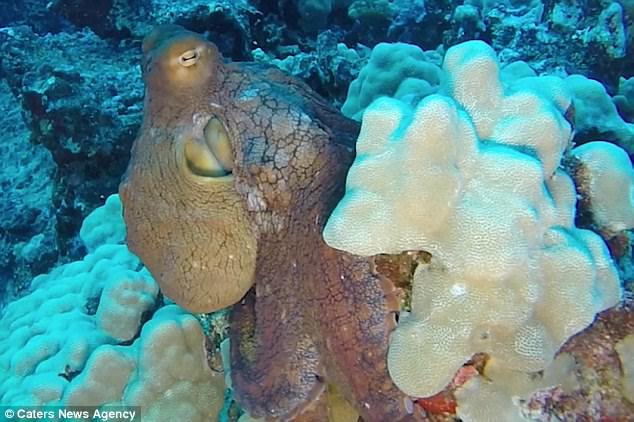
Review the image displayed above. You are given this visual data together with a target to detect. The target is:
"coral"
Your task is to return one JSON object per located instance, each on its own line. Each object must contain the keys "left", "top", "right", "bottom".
{"left": 0, "top": 195, "right": 225, "bottom": 420}
{"left": 496, "top": 63, "right": 634, "bottom": 152}
{"left": 564, "top": 74, "right": 634, "bottom": 152}
{"left": 324, "top": 40, "right": 626, "bottom": 398}
{"left": 390, "top": 299, "right": 634, "bottom": 420}
{"left": 79, "top": 194, "right": 126, "bottom": 252}
{"left": 341, "top": 42, "right": 442, "bottom": 121}
{"left": 0, "top": 195, "right": 152, "bottom": 404}
{"left": 0, "top": 78, "right": 56, "bottom": 301}
{"left": 453, "top": 0, "right": 631, "bottom": 88}
{"left": 141, "top": 0, "right": 257, "bottom": 60}
{"left": 581, "top": 2, "right": 627, "bottom": 60}
{"left": 0, "top": 25, "right": 143, "bottom": 259}
{"left": 65, "top": 305, "right": 225, "bottom": 422}
{"left": 614, "top": 76, "right": 634, "bottom": 123}
{"left": 573, "top": 141, "right": 634, "bottom": 235}
{"left": 455, "top": 354, "right": 577, "bottom": 421}
{"left": 449, "top": 4, "right": 486, "bottom": 43}
{"left": 252, "top": 30, "right": 367, "bottom": 108}
{"left": 49, "top": 0, "right": 256, "bottom": 57}
{"left": 500, "top": 60, "right": 537, "bottom": 82}
{"left": 535, "top": 304, "right": 634, "bottom": 419}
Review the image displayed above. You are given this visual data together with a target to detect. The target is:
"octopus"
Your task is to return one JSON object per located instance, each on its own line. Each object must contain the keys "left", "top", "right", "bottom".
{"left": 119, "top": 25, "right": 422, "bottom": 422}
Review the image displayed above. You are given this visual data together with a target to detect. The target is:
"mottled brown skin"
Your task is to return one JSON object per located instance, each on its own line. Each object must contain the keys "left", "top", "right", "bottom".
{"left": 120, "top": 25, "right": 420, "bottom": 421}
{"left": 530, "top": 301, "right": 634, "bottom": 420}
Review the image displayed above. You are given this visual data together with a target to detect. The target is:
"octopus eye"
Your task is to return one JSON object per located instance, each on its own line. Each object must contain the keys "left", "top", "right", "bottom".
{"left": 183, "top": 117, "right": 234, "bottom": 179}
{"left": 204, "top": 117, "right": 234, "bottom": 172}
{"left": 179, "top": 48, "right": 200, "bottom": 67}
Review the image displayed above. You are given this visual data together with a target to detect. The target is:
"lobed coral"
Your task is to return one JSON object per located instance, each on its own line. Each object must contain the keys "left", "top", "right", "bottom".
{"left": 573, "top": 141, "right": 634, "bottom": 235}
{"left": 0, "top": 195, "right": 225, "bottom": 421}
{"left": 614, "top": 76, "right": 634, "bottom": 122}
{"left": 564, "top": 74, "right": 634, "bottom": 152}
{"left": 341, "top": 42, "right": 442, "bottom": 121}
{"left": 324, "top": 40, "right": 628, "bottom": 400}
{"left": 78, "top": 193, "right": 126, "bottom": 253}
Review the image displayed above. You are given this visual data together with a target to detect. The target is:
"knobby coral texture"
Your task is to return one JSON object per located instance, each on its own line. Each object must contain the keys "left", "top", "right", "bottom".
{"left": 324, "top": 39, "right": 634, "bottom": 420}
{"left": 0, "top": 194, "right": 225, "bottom": 422}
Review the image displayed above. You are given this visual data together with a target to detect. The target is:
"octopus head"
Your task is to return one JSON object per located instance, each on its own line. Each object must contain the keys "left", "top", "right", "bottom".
{"left": 120, "top": 26, "right": 256, "bottom": 313}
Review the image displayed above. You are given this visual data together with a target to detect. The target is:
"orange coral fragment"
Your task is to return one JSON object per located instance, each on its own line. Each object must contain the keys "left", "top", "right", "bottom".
{"left": 415, "top": 364, "right": 480, "bottom": 415}
{"left": 451, "top": 364, "right": 479, "bottom": 388}
{"left": 416, "top": 394, "right": 456, "bottom": 415}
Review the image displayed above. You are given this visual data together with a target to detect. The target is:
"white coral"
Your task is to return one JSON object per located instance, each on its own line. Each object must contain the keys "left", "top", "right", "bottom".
{"left": 324, "top": 40, "right": 624, "bottom": 398}
{"left": 0, "top": 195, "right": 225, "bottom": 421}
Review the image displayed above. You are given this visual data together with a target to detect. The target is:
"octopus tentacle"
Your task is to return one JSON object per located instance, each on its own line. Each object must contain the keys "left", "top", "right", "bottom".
{"left": 230, "top": 239, "right": 325, "bottom": 421}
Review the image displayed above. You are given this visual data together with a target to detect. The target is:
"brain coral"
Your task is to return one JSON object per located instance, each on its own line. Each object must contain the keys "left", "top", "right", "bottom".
{"left": 324, "top": 40, "right": 626, "bottom": 398}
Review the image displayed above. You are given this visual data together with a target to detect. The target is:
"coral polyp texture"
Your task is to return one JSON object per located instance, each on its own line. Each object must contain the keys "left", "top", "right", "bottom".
{"left": 341, "top": 42, "right": 442, "bottom": 121}
{"left": 0, "top": 195, "right": 225, "bottom": 421}
{"left": 323, "top": 40, "right": 628, "bottom": 399}
{"left": 572, "top": 141, "right": 634, "bottom": 234}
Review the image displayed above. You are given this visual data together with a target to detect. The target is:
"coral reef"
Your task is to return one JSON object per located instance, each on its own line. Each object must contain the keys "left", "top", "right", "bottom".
{"left": 341, "top": 42, "right": 442, "bottom": 121}
{"left": 0, "top": 1, "right": 633, "bottom": 421}
{"left": 50, "top": 0, "right": 257, "bottom": 54}
{"left": 0, "top": 196, "right": 226, "bottom": 421}
{"left": 0, "top": 25, "right": 143, "bottom": 267}
{"left": 0, "top": 79, "right": 56, "bottom": 304}
{"left": 324, "top": 39, "right": 633, "bottom": 419}
{"left": 253, "top": 30, "right": 367, "bottom": 107}
{"left": 1, "top": 0, "right": 632, "bottom": 291}
{"left": 573, "top": 141, "right": 634, "bottom": 234}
